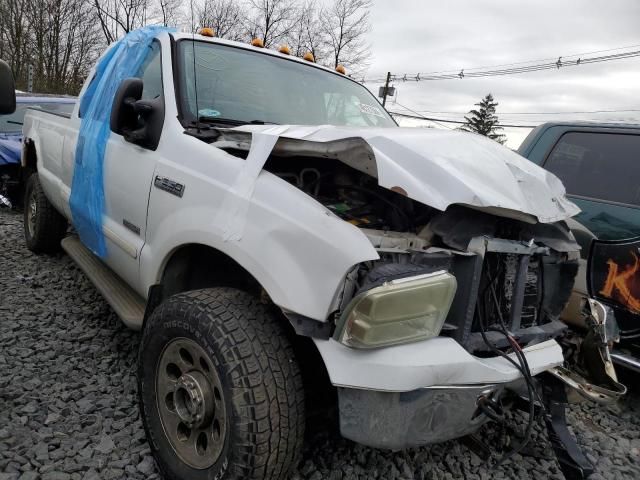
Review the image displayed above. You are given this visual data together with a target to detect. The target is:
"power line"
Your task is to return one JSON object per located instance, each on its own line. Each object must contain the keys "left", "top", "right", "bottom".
{"left": 389, "top": 103, "right": 640, "bottom": 128}
{"left": 407, "top": 108, "right": 640, "bottom": 116}
{"left": 362, "top": 46, "right": 640, "bottom": 83}
{"left": 389, "top": 109, "right": 537, "bottom": 129}
{"left": 367, "top": 43, "right": 640, "bottom": 79}
{"left": 391, "top": 102, "right": 455, "bottom": 129}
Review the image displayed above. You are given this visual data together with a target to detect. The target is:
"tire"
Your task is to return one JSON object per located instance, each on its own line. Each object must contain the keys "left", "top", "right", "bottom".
{"left": 138, "top": 288, "right": 305, "bottom": 480}
{"left": 23, "top": 173, "right": 68, "bottom": 253}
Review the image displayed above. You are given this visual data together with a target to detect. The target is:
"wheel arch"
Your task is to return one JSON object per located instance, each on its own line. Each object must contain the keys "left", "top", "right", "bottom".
{"left": 158, "top": 242, "right": 262, "bottom": 300}
{"left": 22, "top": 137, "right": 38, "bottom": 172}
{"left": 144, "top": 245, "right": 339, "bottom": 427}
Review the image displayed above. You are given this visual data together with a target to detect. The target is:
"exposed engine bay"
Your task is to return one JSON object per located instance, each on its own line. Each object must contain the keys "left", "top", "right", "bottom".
{"left": 261, "top": 155, "right": 581, "bottom": 354}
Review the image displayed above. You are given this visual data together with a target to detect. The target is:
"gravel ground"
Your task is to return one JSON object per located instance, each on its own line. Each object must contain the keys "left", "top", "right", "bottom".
{"left": 1, "top": 206, "right": 639, "bottom": 480}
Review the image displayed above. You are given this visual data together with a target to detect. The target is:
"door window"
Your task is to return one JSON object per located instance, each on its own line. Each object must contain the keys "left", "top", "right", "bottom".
{"left": 544, "top": 132, "right": 640, "bottom": 206}
{"left": 137, "top": 41, "right": 163, "bottom": 100}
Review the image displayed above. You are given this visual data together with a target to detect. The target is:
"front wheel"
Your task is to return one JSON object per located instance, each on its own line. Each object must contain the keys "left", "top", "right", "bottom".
{"left": 138, "top": 288, "right": 305, "bottom": 480}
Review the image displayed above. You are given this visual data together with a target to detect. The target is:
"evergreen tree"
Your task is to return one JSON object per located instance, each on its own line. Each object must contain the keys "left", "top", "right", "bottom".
{"left": 460, "top": 93, "right": 506, "bottom": 144}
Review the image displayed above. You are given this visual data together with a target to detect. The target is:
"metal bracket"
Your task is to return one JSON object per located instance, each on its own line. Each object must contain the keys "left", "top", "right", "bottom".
{"left": 548, "top": 366, "right": 626, "bottom": 405}
{"left": 541, "top": 374, "right": 595, "bottom": 480}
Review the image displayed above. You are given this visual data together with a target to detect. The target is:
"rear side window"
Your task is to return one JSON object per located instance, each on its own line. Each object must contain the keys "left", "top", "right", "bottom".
{"left": 544, "top": 132, "right": 640, "bottom": 206}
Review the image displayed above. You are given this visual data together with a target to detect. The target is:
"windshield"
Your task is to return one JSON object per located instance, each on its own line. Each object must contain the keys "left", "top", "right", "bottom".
{"left": 177, "top": 40, "right": 395, "bottom": 128}
{"left": 0, "top": 101, "right": 75, "bottom": 133}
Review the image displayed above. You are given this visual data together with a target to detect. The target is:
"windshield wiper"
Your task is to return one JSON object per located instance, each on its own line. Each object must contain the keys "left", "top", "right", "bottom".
{"left": 196, "top": 117, "right": 279, "bottom": 126}
{"left": 7, "top": 120, "right": 23, "bottom": 126}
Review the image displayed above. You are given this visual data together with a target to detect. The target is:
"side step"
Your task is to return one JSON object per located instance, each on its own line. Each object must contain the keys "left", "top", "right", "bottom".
{"left": 611, "top": 350, "right": 640, "bottom": 373}
{"left": 61, "top": 235, "right": 145, "bottom": 329}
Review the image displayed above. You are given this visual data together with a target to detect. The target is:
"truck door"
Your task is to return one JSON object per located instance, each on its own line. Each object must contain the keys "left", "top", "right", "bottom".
{"left": 100, "top": 41, "right": 164, "bottom": 291}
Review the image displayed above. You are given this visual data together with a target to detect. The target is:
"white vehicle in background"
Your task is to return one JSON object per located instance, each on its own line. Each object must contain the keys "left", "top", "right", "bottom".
{"left": 17, "top": 29, "right": 622, "bottom": 480}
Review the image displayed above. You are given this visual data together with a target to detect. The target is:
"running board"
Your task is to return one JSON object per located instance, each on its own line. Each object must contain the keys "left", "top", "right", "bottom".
{"left": 611, "top": 351, "right": 640, "bottom": 373}
{"left": 61, "top": 236, "right": 145, "bottom": 329}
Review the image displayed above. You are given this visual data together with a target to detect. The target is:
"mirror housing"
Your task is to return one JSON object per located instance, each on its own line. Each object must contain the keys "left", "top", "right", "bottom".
{"left": 110, "top": 77, "right": 163, "bottom": 150}
{"left": 0, "top": 60, "right": 16, "bottom": 114}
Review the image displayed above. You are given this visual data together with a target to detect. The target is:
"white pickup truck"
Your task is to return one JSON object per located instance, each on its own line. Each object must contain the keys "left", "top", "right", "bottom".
{"left": 18, "top": 27, "right": 621, "bottom": 480}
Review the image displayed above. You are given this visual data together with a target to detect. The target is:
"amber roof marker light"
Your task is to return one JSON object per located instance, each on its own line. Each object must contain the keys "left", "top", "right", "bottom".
{"left": 303, "top": 52, "right": 315, "bottom": 62}
{"left": 198, "top": 27, "right": 215, "bottom": 37}
{"left": 251, "top": 38, "right": 264, "bottom": 48}
{"left": 336, "top": 64, "right": 346, "bottom": 74}
{"left": 278, "top": 45, "right": 291, "bottom": 55}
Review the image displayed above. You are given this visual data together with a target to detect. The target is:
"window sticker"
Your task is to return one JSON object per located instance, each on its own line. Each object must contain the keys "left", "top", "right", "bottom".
{"left": 198, "top": 108, "right": 221, "bottom": 118}
{"left": 359, "top": 102, "right": 385, "bottom": 118}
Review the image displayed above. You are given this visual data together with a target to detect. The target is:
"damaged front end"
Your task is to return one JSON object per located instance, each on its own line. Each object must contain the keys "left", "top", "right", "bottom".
{"left": 323, "top": 205, "right": 623, "bottom": 479}
{"left": 209, "top": 125, "right": 625, "bottom": 477}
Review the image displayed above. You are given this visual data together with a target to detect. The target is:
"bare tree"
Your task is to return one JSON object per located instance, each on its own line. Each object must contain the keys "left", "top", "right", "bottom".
{"left": 196, "top": 0, "right": 247, "bottom": 41}
{"left": 24, "top": 0, "right": 100, "bottom": 93}
{"left": 321, "top": 0, "right": 371, "bottom": 72}
{"left": 0, "top": 0, "right": 373, "bottom": 94}
{"left": 156, "top": 0, "right": 183, "bottom": 26}
{"left": 287, "top": 0, "right": 326, "bottom": 62}
{"left": 246, "top": 0, "right": 296, "bottom": 48}
{"left": 92, "top": 0, "right": 150, "bottom": 44}
{"left": 0, "top": 0, "right": 30, "bottom": 87}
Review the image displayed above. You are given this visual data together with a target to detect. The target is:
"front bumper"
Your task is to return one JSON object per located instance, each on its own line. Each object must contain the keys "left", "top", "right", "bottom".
{"left": 313, "top": 336, "right": 564, "bottom": 391}
{"left": 338, "top": 383, "right": 501, "bottom": 450}
{"left": 314, "top": 336, "right": 564, "bottom": 449}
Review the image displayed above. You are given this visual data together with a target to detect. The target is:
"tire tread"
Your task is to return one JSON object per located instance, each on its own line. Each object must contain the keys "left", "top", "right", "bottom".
{"left": 140, "top": 288, "right": 305, "bottom": 480}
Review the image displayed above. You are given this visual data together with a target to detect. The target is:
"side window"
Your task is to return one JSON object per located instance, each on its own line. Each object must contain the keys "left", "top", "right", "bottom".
{"left": 137, "top": 41, "right": 163, "bottom": 100}
{"left": 544, "top": 132, "right": 640, "bottom": 206}
{"left": 79, "top": 42, "right": 162, "bottom": 117}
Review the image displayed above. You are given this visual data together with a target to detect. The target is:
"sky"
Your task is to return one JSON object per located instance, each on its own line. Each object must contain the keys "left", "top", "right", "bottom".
{"left": 363, "top": 0, "right": 640, "bottom": 148}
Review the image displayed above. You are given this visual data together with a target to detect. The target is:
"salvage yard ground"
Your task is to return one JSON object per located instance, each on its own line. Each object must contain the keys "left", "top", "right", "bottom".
{"left": 0, "top": 207, "right": 639, "bottom": 480}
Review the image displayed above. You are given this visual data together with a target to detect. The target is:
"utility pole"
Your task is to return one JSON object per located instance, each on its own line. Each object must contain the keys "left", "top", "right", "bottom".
{"left": 28, "top": 64, "right": 33, "bottom": 93}
{"left": 382, "top": 71, "right": 391, "bottom": 107}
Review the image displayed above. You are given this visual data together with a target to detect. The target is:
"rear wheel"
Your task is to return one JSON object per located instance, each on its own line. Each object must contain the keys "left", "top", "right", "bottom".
{"left": 23, "top": 173, "right": 68, "bottom": 253}
{"left": 138, "top": 288, "right": 305, "bottom": 480}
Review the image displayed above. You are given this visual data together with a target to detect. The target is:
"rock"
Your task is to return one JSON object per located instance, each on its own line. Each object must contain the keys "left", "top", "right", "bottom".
{"left": 18, "top": 473, "right": 39, "bottom": 480}
{"left": 136, "top": 457, "right": 155, "bottom": 476}
{"left": 0, "top": 474, "right": 20, "bottom": 480}
{"left": 41, "top": 473, "right": 71, "bottom": 480}
{"left": 94, "top": 436, "right": 115, "bottom": 456}
{"left": 44, "top": 413, "right": 61, "bottom": 426}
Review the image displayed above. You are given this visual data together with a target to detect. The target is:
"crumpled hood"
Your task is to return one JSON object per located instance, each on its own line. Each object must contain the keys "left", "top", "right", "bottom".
{"left": 232, "top": 124, "right": 580, "bottom": 224}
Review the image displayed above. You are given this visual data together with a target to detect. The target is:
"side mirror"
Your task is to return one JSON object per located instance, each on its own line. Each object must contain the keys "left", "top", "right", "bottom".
{"left": 110, "top": 77, "right": 164, "bottom": 150}
{"left": 0, "top": 60, "right": 16, "bottom": 114}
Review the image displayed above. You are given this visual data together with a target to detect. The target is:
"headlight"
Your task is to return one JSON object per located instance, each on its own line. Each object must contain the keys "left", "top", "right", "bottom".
{"left": 334, "top": 271, "right": 457, "bottom": 349}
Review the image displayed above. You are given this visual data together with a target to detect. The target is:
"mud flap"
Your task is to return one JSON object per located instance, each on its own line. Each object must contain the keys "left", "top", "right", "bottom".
{"left": 541, "top": 374, "right": 594, "bottom": 480}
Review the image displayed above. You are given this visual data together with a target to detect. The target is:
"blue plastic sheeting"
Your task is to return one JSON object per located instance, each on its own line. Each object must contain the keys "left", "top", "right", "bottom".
{"left": 0, "top": 133, "right": 21, "bottom": 166}
{"left": 70, "top": 26, "right": 173, "bottom": 258}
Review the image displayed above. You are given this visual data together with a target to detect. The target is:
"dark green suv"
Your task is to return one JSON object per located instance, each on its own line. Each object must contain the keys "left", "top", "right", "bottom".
{"left": 519, "top": 122, "right": 640, "bottom": 372}
{"left": 519, "top": 122, "right": 640, "bottom": 240}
